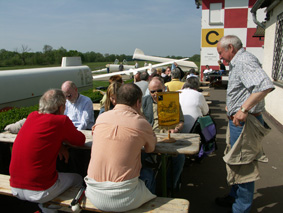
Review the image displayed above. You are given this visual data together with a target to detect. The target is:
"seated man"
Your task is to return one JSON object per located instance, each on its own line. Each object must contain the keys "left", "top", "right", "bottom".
{"left": 142, "top": 76, "right": 185, "bottom": 191}
{"left": 203, "top": 65, "right": 214, "bottom": 81}
{"left": 203, "top": 65, "right": 213, "bottom": 74}
{"left": 85, "top": 84, "right": 157, "bottom": 212}
{"left": 61, "top": 81, "right": 94, "bottom": 177}
{"left": 134, "top": 71, "right": 150, "bottom": 96}
{"left": 165, "top": 68, "right": 185, "bottom": 91}
{"left": 9, "top": 89, "right": 86, "bottom": 213}
{"left": 186, "top": 68, "right": 199, "bottom": 79}
{"left": 61, "top": 81, "right": 94, "bottom": 130}
{"left": 218, "top": 60, "right": 226, "bottom": 75}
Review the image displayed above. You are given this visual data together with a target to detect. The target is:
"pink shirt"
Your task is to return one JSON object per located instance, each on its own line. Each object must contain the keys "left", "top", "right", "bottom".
{"left": 87, "top": 104, "right": 157, "bottom": 182}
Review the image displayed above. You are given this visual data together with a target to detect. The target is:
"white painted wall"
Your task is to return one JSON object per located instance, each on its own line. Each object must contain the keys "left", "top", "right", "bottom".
{"left": 262, "top": 1, "right": 283, "bottom": 125}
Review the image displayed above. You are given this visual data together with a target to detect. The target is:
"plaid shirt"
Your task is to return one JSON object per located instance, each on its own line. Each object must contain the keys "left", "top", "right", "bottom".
{"left": 226, "top": 48, "right": 274, "bottom": 116}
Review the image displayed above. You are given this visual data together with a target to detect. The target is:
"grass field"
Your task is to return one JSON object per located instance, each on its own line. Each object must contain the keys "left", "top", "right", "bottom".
{"left": 0, "top": 60, "right": 200, "bottom": 89}
{"left": 0, "top": 62, "right": 113, "bottom": 71}
{"left": 0, "top": 60, "right": 200, "bottom": 71}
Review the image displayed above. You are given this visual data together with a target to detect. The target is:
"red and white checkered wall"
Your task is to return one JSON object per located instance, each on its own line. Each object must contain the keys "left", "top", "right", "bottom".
{"left": 200, "top": 0, "right": 265, "bottom": 80}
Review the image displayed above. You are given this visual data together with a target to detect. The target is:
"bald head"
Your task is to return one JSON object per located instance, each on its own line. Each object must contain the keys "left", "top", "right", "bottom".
{"left": 148, "top": 76, "right": 165, "bottom": 103}
{"left": 61, "top": 81, "right": 78, "bottom": 103}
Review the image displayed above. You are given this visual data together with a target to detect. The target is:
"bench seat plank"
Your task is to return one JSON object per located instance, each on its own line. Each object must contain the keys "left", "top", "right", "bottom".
{"left": 127, "top": 197, "right": 190, "bottom": 212}
{"left": 0, "top": 174, "right": 189, "bottom": 212}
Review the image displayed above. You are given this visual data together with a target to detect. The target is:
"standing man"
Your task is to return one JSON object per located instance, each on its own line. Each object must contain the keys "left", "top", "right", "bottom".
{"left": 216, "top": 35, "right": 274, "bottom": 213}
{"left": 85, "top": 84, "right": 157, "bottom": 212}
{"left": 135, "top": 61, "right": 139, "bottom": 68}
{"left": 61, "top": 81, "right": 94, "bottom": 130}
{"left": 119, "top": 62, "right": 124, "bottom": 71}
{"left": 9, "top": 89, "right": 86, "bottom": 213}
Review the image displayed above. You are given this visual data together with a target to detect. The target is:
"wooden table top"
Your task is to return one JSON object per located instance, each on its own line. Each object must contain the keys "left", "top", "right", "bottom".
{"left": 0, "top": 130, "right": 200, "bottom": 155}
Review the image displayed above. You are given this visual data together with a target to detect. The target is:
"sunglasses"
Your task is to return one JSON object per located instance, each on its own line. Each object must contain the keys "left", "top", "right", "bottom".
{"left": 150, "top": 89, "right": 163, "bottom": 94}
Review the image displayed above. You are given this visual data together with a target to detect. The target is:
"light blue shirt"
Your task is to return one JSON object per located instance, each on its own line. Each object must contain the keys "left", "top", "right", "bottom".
{"left": 64, "top": 94, "right": 95, "bottom": 130}
{"left": 227, "top": 48, "right": 274, "bottom": 116}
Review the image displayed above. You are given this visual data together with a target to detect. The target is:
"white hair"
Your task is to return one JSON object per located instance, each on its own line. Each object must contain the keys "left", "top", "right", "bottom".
{"left": 218, "top": 35, "right": 243, "bottom": 50}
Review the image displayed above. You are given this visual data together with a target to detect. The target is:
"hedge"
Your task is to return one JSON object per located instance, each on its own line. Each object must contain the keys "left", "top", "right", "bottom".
{"left": 0, "top": 105, "right": 38, "bottom": 132}
{"left": 0, "top": 90, "right": 103, "bottom": 132}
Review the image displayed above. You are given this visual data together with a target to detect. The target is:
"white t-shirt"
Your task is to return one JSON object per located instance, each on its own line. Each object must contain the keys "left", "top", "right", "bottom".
{"left": 203, "top": 68, "right": 213, "bottom": 74}
{"left": 179, "top": 88, "right": 209, "bottom": 133}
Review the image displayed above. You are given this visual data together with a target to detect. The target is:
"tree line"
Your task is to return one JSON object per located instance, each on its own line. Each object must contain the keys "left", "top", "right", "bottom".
{"left": 0, "top": 44, "right": 200, "bottom": 67}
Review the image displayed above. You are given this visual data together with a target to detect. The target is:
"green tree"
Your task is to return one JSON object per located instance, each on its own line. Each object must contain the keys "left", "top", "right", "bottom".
{"left": 17, "top": 45, "right": 31, "bottom": 65}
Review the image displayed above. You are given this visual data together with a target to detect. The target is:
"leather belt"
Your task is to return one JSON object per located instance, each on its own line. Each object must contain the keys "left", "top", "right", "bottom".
{"left": 227, "top": 112, "right": 262, "bottom": 120}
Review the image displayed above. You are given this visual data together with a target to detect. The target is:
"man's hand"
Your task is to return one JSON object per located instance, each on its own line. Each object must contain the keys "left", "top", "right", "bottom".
{"left": 58, "top": 145, "right": 69, "bottom": 163}
{"left": 233, "top": 110, "right": 248, "bottom": 126}
{"left": 169, "top": 127, "right": 180, "bottom": 133}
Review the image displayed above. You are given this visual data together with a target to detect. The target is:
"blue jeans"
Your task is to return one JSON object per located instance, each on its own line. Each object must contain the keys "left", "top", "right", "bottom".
{"left": 167, "top": 154, "right": 185, "bottom": 189}
{"left": 228, "top": 115, "right": 263, "bottom": 213}
{"left": 140, "top": 153, "right": 156, "bottom": 194}
{"left": 140, "top": 167, "right": 156, "bottom": 194}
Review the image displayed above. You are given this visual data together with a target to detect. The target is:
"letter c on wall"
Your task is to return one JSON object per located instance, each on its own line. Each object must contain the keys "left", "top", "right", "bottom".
{"left": 206, "top": 31, "right": 219, "bottom": 45}
{"left": 201, "top": 28, "right": 224, "bottom": 47}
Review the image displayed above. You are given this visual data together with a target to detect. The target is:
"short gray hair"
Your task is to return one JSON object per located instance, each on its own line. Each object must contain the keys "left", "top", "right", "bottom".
{"left": 218, "top": 35, "right": 243, "bottom": 51}
{"left": 140, "top": 71, "right": 149, "bottom": 81}
{"left": 171, "top": 68, "right": 181, "bottom": 79}
{"left": 39, "top": 89, "right": 66, "bottom": 114}
{"left": 184, "top": 77, "right": 200, "bottom": 90}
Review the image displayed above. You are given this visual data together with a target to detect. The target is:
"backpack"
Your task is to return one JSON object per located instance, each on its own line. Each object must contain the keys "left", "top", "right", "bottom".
{"left": 190, "top": 115, "right": 217, "bottom": 159}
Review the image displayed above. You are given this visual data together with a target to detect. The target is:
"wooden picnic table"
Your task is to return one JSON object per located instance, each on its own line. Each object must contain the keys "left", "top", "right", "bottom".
{"left": 78, "top": 130, "right": 200, "bottom": 155}
{"left": 200, "top": 81, "right": 210, "bottom": 86}
{"left": 0, "top": 130, "right": 200, "bottom": 197}
{"left": 202, "top": 91, "right": 210, "bottom": 97}
{"left": 93, "top": 103, "right": 101, "bottom": 111}
{"left": 0, "top": 127, "right": 200, "bottom": 155}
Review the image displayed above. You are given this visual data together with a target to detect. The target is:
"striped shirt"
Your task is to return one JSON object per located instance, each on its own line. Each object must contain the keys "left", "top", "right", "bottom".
{"left": 226, "top": 48, "right": 274, "bottom": 116}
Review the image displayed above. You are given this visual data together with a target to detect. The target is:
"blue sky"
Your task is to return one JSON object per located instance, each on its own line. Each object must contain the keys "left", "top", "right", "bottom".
{"left": 0, "top": 0, "right": 201, "bottom": 57}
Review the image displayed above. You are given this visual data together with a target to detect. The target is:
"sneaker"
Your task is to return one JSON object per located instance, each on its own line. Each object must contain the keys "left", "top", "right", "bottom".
{"left": 215, "top": 195, "right": 235, "bottom": 207}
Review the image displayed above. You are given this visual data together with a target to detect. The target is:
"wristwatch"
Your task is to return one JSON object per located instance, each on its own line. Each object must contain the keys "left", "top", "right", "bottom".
{"left": 240, "top": 106, "right": 248, "bottom": 113}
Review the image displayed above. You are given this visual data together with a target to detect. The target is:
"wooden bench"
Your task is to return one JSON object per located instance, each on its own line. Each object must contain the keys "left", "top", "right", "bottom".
{"left": 0, "top": 174, "right": 189, "bottom": 212}
{"left": 200, "top": 81, "right": 210, "bottom": 86}
{"left": 206, "top": 100, "right": 212, "bottom": 105}
{"left": 93, "top": 103, "right": 101, "bottom": 111}
{"left": 202, "top": 91, "right": 210, "bottom": 97}
{"left": 199, "top": 86, "right": 210, "bottom": 90}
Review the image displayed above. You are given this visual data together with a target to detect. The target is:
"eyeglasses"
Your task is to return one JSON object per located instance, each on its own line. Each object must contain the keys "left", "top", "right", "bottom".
{"left": 150, "top": 89, "right": 163, "bottom": 94}
{"left": 66, "top": 94, "right": 72, "bottom": 98}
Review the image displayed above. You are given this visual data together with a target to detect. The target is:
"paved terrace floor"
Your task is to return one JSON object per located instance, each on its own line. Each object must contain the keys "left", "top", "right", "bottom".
{"left": 175, "top": 86, "right": 283, "bottom": 213}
